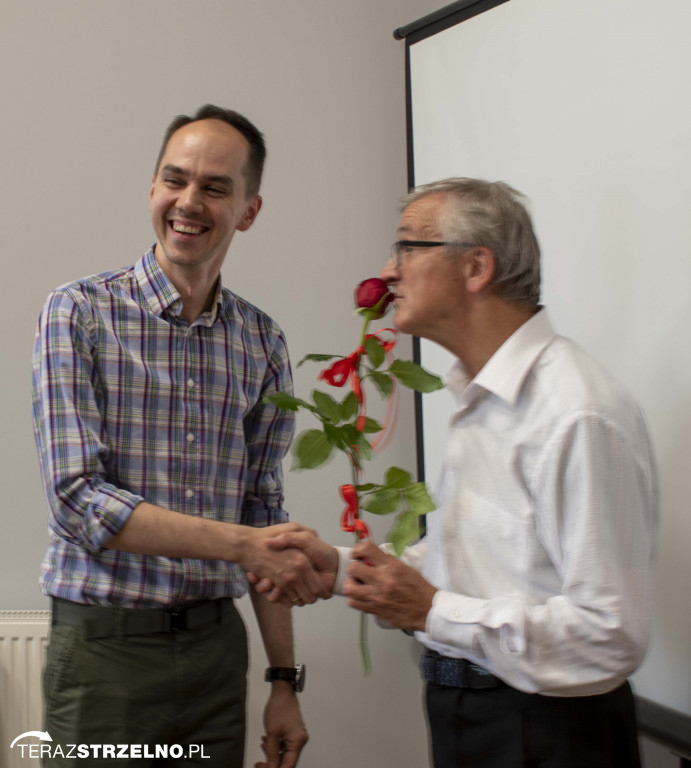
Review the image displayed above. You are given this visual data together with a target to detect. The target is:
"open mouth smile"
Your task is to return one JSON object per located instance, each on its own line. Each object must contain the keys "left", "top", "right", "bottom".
{"left": 170, "top": 220, "right": 210, "bottom": 236}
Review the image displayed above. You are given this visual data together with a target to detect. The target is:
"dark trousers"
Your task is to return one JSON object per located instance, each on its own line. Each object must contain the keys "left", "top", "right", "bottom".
{"left": 426, "top": 680, "right": 641, "bottom": 768}
{"left": 43, "top": 599, "right": 248, "bottom": 767}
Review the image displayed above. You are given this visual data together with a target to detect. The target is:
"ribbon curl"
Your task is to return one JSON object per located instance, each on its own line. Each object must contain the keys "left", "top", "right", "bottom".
{"left": 319, "top": 328, "right": 398, "bottom": 434}
{"left": 365, "top": 329, "right": 397, "bottom": 354}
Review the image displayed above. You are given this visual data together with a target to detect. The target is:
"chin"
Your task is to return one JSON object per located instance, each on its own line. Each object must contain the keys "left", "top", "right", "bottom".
{"left": 389, "top": 306, "right": 408, "bottom": 333}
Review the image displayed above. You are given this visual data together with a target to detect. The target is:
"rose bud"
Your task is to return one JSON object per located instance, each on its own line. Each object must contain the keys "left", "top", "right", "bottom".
{"left": 354, "top": 278, "right": 393, "bottom": 318}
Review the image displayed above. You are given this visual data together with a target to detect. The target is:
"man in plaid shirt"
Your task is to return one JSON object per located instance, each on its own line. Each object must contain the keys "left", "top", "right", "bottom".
{"left": 32, "top": 105, "right": 323, "bottom": 768}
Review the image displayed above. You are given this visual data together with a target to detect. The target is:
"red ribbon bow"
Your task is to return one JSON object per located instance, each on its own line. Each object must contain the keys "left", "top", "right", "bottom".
{"left": 339, "top": 484, "right": 370, "bottom": 541}
{"left": 319, "top": 351, "right": 361, "bottom": 389}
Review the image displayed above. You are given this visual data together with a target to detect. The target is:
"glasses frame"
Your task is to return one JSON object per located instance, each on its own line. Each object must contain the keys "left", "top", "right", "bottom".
{"left": 390, "top": 240, "right": 479, "bottom": 269}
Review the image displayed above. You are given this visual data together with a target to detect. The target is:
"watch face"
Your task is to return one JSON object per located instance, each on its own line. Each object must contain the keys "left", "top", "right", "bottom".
{"left": 294, "top": 664, "right": 305, "bottom": 692}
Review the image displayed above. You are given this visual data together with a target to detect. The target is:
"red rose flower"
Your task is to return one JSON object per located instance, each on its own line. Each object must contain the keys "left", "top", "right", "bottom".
{"left": 354, "top": 278, "right": 393, "bottom": 318}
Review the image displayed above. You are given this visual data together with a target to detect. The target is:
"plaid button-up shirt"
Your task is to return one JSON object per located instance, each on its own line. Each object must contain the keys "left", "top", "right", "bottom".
{"left": 32, "top": 247, "right": 294, "bottom": 608}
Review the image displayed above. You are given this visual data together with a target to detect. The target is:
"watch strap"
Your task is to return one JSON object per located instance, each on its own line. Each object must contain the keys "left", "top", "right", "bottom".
{"left": 264, "top": 664, "right": 305, "bottom": 692}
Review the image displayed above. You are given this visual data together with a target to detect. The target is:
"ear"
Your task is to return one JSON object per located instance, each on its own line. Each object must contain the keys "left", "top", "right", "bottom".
{"left": 237, "top": 195, "right": 263, "bottom": 232}
{"left": 463, "top": 246, "right": 495, "bottom": 294}
{"left": 148, "top": 175, "right": 156, "bottom": 204}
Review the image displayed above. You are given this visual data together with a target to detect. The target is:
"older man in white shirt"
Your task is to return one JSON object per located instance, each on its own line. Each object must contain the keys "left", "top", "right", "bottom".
{"left": 260, "top": 178, "right": 657, "bottom": 768}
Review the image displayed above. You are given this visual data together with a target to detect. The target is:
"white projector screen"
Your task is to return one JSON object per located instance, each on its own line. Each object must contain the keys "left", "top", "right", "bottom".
{"left": 408, "top": 0, "right": 691, "bottom": 716}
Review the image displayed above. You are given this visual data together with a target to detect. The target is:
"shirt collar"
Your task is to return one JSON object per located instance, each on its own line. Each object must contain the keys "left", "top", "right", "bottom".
{"left": 447, "top": 308, "right": 556, "bottom": 407}
{"left": 135, "top": 246, "right": 225, "bottom": 325}
{"left": 135, "top": 247, "right": 182, "bottom": 317}
{"left": 200, "top": 282, "right": 225, "bottom": 327}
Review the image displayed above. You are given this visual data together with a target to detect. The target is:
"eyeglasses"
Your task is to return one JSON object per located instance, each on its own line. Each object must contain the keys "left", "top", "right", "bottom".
{"left": 390, "top": 240, "right": 479, "bottom": 269}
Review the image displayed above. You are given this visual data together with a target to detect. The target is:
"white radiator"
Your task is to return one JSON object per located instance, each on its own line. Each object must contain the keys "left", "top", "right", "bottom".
{"left": 0, "top": 610, "right": 50, "bottom": 768}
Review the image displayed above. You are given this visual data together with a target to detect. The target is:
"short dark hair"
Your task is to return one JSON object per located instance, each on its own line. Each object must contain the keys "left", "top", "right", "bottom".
{"left": 154, "top": 104, "right": 266, "bottom": 198}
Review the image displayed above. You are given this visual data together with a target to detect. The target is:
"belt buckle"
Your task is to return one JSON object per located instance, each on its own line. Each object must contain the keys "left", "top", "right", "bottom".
{"left": 170, "top": 610, "right": 187, "bottom": 632}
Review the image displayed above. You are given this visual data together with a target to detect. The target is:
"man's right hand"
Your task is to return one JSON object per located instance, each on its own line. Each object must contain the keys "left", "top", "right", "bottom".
{"left": 248, "top": 532, "right": 339, "bottom": 605}
{"left": 108, "top": 504, "right": 329, "bottom": 604}
{"left": 243, "top": 524, "right": 332, "bottom": 605}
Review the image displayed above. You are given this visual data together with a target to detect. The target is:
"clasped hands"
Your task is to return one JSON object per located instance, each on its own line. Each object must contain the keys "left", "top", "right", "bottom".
{"left": 248, "top": 525, "right": 436, "bottom": 633}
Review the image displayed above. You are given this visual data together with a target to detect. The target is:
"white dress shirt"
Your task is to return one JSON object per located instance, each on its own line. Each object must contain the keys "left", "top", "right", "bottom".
{"left": 339, "top": 309, "right": 657, "bottom": 696}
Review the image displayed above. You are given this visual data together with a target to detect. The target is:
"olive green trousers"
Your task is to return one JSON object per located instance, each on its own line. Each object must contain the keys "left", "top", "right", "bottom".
{"left": 43, "top": 599, "right": 247, "bottom": 767}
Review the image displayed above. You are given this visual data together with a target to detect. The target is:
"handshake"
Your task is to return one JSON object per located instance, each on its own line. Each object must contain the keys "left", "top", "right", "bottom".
{"left": 246, "top": 523, "right": 436, "bottom": 633}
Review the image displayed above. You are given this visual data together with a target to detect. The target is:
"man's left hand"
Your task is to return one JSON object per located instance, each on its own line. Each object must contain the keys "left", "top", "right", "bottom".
{"left": 345, "top": 541, "right": 437, "bottom": 632}
{"left": 255, "top": 684, "right": 308, "bottom": 768}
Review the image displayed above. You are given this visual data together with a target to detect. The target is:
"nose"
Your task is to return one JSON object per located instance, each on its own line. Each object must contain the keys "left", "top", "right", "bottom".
{"left": 177, "top": 183, "right": 204, "bottom": 214}
{"left": 380, "top": 256, "right": 399, "bottom": 284}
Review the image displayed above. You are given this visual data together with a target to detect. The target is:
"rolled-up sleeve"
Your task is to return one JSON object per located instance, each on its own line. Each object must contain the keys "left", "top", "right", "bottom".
{"left": 32, "top": 289, "right": 143, "bottom": 553}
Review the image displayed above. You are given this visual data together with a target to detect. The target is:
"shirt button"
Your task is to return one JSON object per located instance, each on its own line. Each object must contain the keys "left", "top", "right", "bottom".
{"left": 187, "top": 378, "right": 195, "bottom": 388}
{"left": 186, "top": 433, "right": 195, "bottom": 442}
{"left": 185, "top": 489, "right": 194, "bottom": 499}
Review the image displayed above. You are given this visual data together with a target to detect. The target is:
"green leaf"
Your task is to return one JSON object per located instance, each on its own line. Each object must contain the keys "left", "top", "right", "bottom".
{"left": 388, "top": 509, "right": 421, "bottom": 556}
{"left": 385, "top": 466, "right": 412, "bottom": 489}
{"left": 362, "top": 488, "right": 400, "bottom": 516}
{"left": 405, "top": 482, "right": 437, "bottom": 515}
{"left": 263, "top": 392, "right": 312, "bottom": 412}
{"left": 354, "top": 433, "right": 373, "bottom": 462}
{"left": 312, "top": 390, "right": 342, "bottom": 423}
{"left": 323, "top": 423, "right": 348, "bottom": 451}
{"left": 355, "top": 483, "right": 380, "bottom": 492}
{"left": 339, "top": 392, "right": 359, "bottom": 422}
{"left": 361, "top": 417, "right": 383, "bottom": 434}
{"left": 340, "top": 423, "right": 361, "bottom": 446}
{"left": 291, "top": 429, "right": 333, "bottom": 469}
{"left": 323, "top": 425, "right": 371, "bottom": 468}
{"left": 297, "top": 353, "right": 340, "bottom": 368}
{"left": 389, "top": 360, "right": 445, "bottom": 393}
{"left": 369, "top": 371, "right": 394, "bottom": 398}
{"left": 364, "top": 336, "right": 386, "bottom": 369}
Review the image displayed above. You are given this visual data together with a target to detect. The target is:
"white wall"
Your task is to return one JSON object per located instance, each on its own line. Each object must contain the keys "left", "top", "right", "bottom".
{"left": 408, "top": 0, "right": 691, "bottom": 723}
{"left": 0, "top": 1, "right": 443, "bottom": 766}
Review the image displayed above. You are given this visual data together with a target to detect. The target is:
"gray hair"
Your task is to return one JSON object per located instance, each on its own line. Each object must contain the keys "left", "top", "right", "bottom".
{"left": 403, "top": 178, "right": 541, "bottom": 306}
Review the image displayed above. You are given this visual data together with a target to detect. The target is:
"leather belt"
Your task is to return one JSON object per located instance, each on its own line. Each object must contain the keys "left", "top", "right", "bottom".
{"left": 51, "top": 597, "right": 234, "bottom": 639}
{"left": 421, "top": 650, "right": 506, "bottom": 690}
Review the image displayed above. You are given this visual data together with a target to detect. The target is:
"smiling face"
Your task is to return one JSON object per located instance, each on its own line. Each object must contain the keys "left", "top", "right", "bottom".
{"left": 149, "top": 118, "right": 262, "bottom": 282}
{"left": 380, "top": 193, "right": 468, "bottom": 342}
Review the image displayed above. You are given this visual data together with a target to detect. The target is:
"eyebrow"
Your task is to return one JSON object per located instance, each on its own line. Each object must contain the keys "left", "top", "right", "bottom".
{"left": 396, "top": 226, "right": 424, "bottom": 239}
{"left": 160, "top": 164, "right": 234, "bottom": 188}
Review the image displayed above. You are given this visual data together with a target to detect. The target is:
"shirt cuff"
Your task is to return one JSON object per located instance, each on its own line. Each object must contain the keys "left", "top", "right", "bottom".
{"left": 81, "top": 487, "right": 144, "bottom": 552}
{"left": 425, "top": 590, "right": 526, "bottom": 656}
{"left": 333, "top": 546, "right": 353, "bottom": 595}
